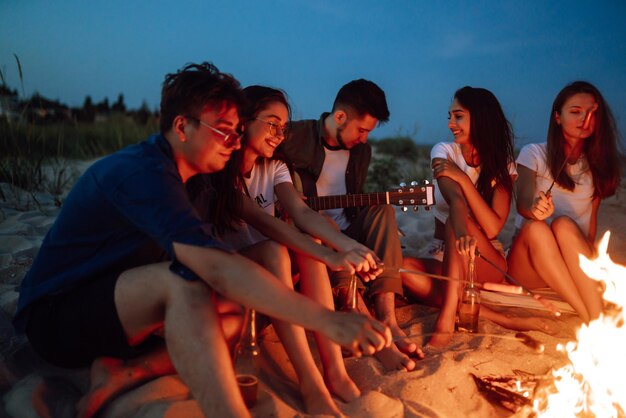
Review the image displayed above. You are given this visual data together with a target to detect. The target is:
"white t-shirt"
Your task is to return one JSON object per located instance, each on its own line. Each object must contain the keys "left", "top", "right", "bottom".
{"left": 316, "top": 146, "right": 350, "bottom": 230}
{"left": 220, "top": 158, "right": 292, "bottom": 250}
{"left": 514, "top": 143, "right": 594, "bottom": 236}
{"left": 431, "top": 142, "right": 517, "bottom": 224}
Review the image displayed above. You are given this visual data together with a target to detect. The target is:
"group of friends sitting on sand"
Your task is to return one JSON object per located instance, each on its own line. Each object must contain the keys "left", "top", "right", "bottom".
{"left": 12, "top": 61, "right": 622, "bottom": 417}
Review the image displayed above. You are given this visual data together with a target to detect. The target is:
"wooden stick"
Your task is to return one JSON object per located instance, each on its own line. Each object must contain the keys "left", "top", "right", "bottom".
{"left": 398, "top": 268, "right": 524, "bottom": 295}
{"left": 394, "top": 332, "right": 545, "bottom": 353}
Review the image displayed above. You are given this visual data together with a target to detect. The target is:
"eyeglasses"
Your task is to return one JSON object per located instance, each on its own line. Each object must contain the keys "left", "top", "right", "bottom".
{"left": 254, "top": 117, "right": 289, "bottom": 138}
{"left": 186, "top": 116, "right": 242, "bottom": 147}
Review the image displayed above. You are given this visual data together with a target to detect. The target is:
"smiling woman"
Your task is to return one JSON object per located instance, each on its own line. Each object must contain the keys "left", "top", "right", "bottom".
{"left": 401, "top": 86, "right": 518, "bottom": 347}
{"left": 196, "top": 85, "right": 389, "bottom": 411}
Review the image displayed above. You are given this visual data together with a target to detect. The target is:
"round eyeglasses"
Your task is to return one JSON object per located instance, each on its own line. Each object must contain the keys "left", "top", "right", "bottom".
{"left": 254, "top": 117, "right": 289, "bottom": 138}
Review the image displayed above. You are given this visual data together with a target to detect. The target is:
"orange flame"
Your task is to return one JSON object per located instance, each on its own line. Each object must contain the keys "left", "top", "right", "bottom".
{"left": 533, "top": 231, "right": 626, "bottom": 417}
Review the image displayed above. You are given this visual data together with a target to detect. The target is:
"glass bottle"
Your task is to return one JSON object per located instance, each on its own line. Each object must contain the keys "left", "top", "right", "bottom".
{"left": 458, "top": 256, "right": 481, "bottom": 333}
{"left": 344, "top": 274, "right": 358, "bottom": 312}
{"left": 233, "top": 308, "right": 260, "bottom": 408}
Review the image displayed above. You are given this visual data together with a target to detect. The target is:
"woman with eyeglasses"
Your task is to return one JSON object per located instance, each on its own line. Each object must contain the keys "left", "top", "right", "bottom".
{"left": 203, "top": 86, "right": 383, "bottom": 414}
{"left": 506, "top": 81, "right": 622, "bottom": 323}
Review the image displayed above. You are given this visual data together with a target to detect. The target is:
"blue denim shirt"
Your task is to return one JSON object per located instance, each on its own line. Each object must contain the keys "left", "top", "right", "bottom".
{"left": 14, "top": 134, "right": 232, "bottom": 332}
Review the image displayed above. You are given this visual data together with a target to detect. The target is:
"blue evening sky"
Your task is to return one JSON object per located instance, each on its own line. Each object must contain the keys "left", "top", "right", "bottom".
{"left": 1, "top": 0, "right": 625, "bottom": 146}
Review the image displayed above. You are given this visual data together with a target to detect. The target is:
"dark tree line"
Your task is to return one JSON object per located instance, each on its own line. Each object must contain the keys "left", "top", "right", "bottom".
{"left": 0, "top": 85, "right": 157, "bottom": 125}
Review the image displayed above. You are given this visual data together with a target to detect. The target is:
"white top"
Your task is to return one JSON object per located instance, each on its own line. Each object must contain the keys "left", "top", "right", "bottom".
{"left": 316, "top": 146, "right": 350, "bottom": 230}
{"left": 220, "top": 158, "right": 292, "bottom": 250}
{"left": 431, "top": 142, "right": 518, "bottom": 224}
{"left": 514, "top": 143, "right": 594, "bottom": 236}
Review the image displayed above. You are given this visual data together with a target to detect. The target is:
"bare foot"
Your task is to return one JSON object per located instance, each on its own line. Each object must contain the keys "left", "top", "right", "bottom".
{"left": 76, "top": 357, "right": 148, "bottom": 418}
{"left": 389, "top": 324, "right": 424, "bottom": 359}
{"left": 32, "top": 377, "right": 81, "bottom": 418}
{"left": 374, "top": 345, "right": 416, "bottom": 372}
{"left": 300, "top": 381, "right": 343, "bottom": 416}
{"left": 428, "top": 312, "right": 456, "bottom": 347}
{"left": 324, "top": 371, "right": 361, "bottom": 403}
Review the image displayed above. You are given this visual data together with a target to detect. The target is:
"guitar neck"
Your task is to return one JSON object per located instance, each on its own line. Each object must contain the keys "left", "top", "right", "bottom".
{"left": 306, "top": 192, "right": 391, "bottom": 211}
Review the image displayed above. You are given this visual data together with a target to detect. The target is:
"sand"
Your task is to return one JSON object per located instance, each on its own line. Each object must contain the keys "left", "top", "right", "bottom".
{"left": 1, "top": 174, "right": 625, "bottom": 418}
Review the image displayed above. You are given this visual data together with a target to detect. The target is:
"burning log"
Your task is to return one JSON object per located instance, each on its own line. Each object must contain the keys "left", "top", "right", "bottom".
{"left": 471, "top": 370, "right": 543, "bottom": 413}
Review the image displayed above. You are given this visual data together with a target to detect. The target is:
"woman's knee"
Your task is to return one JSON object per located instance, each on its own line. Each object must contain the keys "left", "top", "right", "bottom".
{"left": 519, "top": 220, "right": 553, "bottom": 242}
{"left": 259, "top": 240, "right": 289, "bottom": 260}
{"left": 551, "top": 216, "right": 581, "bottom": 239}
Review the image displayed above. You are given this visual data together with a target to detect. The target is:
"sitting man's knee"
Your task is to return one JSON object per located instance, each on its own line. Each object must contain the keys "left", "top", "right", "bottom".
{"left": 168, "top": 276, "right": 213, "bottom": 303}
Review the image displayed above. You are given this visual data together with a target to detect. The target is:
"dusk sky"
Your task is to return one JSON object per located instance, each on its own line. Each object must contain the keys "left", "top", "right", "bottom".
{"left": 1, "top": 0, "right": 625, "bottom": 146}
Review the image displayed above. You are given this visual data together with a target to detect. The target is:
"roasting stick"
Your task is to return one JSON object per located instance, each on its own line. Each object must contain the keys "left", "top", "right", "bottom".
{"left": 545, "top": 106, "right": 597, "bottom": 195}
{"left": 392, "top": 332, "right": 545, "bottom": 353}
{"left": 398, "top": 268, "right": 524, "bottom": 294}
{"left": 399, "top": 256, "right": 562, "bottom": 316}
{"left": 474, "top": 250, "right": 561, "bottom": 317}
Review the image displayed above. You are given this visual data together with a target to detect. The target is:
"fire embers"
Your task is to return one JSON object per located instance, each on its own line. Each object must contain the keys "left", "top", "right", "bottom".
{"left": 472, "top": 370, "right": 546, "bottom": 413}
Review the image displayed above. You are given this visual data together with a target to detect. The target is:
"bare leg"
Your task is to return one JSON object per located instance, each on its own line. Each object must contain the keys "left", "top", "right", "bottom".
{"left": 430, "top": 216, "right": 507, "bottom": 347}
{"left": 241, "top": 241, "right": 341, "bottom": 416}
{"left": 112, "top": 262, "right": 250, "bottom": 418}
{"left": 552, "top": 217, "right": 603, "bottom": 320}
{"left": 401, "top": 257, "right": 444, "bottom": 307}
{"left": 374, "top": 292, "right": 423, "bottom": 359}
{"left": 401, "top": 257, "right": 560, "bottom": 336}
{"left": 77, "top": 292, "right": 243, "bottom": 417}
{"left": 334, "top": 286, "right": 417, "bottom": 372}
{"left": 76, "top": 348, "right": 172, "bottom": 418}
{"left": 296, "top": 252, "right": 360, "bottom": 402}
{"left": 508, "top": 220, "right": 591, "bottom": 322}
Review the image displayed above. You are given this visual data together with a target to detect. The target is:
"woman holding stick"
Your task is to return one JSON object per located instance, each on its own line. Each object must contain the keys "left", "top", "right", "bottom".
{"left": 192, "top": 85, "right": 391, "bottom": 415}
{"left": 507, "top": 81, "right": 622, "bottom": 323}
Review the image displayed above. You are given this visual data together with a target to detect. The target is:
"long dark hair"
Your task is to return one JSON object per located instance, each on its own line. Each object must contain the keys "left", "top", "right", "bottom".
{"left": 209, "top": 86, "right": 292, "bottom": 234}
{"left": 547, "top": 81, "right": 621, "bottom": 198}
{"left": 454, "top": 86, "right": 515, "bottom": 204}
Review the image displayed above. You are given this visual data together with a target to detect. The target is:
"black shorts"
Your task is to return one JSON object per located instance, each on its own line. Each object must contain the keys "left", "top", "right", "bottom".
{"left": 25, "top": 273, "right": 161, "bottom": 368}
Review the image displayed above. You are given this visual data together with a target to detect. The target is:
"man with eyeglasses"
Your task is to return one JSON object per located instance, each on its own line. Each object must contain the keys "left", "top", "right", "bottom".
{"left": 14, "top": 63, "right": 391, "bottom": 418}
{"left": 278, "top": 79, "right": 424, "bottom": 372}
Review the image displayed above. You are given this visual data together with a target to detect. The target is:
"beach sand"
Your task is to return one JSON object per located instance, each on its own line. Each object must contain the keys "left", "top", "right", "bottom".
{"left": 1, "top": 177, "right": 624, "bottom": 417}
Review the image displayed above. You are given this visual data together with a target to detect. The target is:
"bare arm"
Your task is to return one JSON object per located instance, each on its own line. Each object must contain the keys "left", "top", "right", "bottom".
{"left": 239, "top": 196, "right": 376, "bottom": 275}
{"left": 515, "top": 164, "right": 554, "bottom": 221}
{"left": 274, "top": 182, "right": 375, "bottom": 254}
{"left": 433, "top": 157, "right": 512, "bottom": 238}
{"left": 588, "top": 196, "right": 600, "bottom": 245}
{"left": 438, "top": 175, "right": 470, "bottom": 240}
{"left": 173, "top": 242, "right": 391, "bottom": 353}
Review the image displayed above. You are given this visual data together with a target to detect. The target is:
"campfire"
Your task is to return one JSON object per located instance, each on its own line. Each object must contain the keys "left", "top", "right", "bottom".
{"left": 473, "top": 231, "right": 625, "bottom": 417}
{"left": 532, "top": 231, "right": 626, "bottom": 417}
